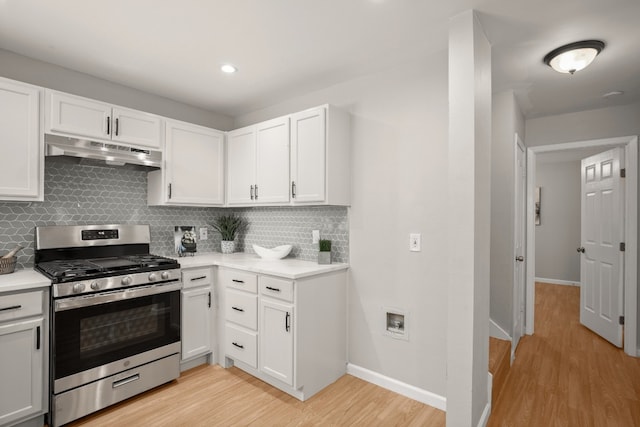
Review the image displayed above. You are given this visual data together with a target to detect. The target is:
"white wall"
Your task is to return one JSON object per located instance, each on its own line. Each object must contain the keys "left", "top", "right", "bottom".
{"left": 525, "top": 101, "right": 640, "bottom": 351}
{"left": 535, "top": 160, "right": 581, "bottom": 282}
{"left": 235, "top": 54, "right": 450, "bottom": 397}
{"left": 490, "top": 90, "right": 525, "bottom": 337}
{"left": 0, "top": 48, "right": 233, "bottom": 130}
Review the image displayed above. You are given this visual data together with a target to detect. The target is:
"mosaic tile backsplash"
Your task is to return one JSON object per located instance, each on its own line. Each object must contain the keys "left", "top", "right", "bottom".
{"left": 0, "top": 157, "right": 348, "bottom": 269}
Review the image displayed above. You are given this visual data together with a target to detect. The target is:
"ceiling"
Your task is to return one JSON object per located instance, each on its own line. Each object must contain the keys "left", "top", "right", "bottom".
{"left": 0, "top": 0, "right": 638, "bottom": 119}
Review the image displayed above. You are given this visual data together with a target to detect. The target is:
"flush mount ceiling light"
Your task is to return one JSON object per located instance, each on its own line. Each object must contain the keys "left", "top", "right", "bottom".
{"left": 543, "top": 40, "right": 605, "bottom": 74}
{"left": 221, "top": 64, "right": 237, "bottom": 74}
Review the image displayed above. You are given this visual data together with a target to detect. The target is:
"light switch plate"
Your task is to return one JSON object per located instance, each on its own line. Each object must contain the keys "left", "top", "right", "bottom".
{"left": 199, "top": 227, "right": 208, "bottom": 241}
{"left": 409, "top": 233, "right": 421, "bottom": 252}
{"left": 312, "top": 230, "right": 320, "bottom": 244}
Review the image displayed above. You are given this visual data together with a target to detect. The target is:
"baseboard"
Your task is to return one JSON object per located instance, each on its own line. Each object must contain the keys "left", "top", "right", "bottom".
{"left": 477, "top": 400, "right": 491, "bottom": 427}
{"left": 490, "top": 319, "right": 511, "bottom": 341}
{"left": 637, "top": 347, "right": 640, "bottom": 357}
{"left": 535, "top": 277, "right": 580, "bottom": 287}
{"left": 346, "top": 363, "right": 446, "bottom": 411}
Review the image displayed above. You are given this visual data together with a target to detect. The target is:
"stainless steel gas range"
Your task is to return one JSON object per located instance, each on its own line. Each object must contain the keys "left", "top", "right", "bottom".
{"left": 35, "top": 224, "right": 182, "bottom": 427}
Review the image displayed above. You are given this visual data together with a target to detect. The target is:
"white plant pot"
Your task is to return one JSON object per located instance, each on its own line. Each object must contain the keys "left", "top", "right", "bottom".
{"left": 318, "top": 251, "right": 331, "bottom": 264}
{"left": 221, "top": 240, "right": 235, "bottom": 254}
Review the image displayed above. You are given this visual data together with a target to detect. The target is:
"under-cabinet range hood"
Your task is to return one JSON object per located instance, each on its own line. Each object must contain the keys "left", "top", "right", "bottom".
{"left": 44, "top": 134, "right": 161, "bottom": 168}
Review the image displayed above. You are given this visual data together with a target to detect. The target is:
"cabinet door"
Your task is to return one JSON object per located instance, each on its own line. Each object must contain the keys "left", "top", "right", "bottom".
{"left": 291, "top": 107, "right": 326, "bottom": 203}
{"left": 165, "top": 120, "right": 225, "bottom": 205}
{"left": 0, "top": 318, "right": 44, "bottom": 426}
{"left": 260, "top": 299, "right": 294, "bottom": 386}
{"left": 0, "top": 78, "right": 42, "bottom": 201}
{"left": 111, "top": 107, "right": 162, "bottom": 149}
{"left": 46, "top": 91, "right": 111, "bottom": 140}
{"left": 227, "top": 126, "right": 257, "bottom": 205}
{"left": 255, "top": 117, "right": 290, "bottom": 204}
{"left": 181, "top": 287, "right": 212, "bottom": 361}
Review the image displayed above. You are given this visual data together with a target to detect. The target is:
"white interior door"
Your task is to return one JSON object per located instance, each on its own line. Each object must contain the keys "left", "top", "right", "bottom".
{"left": 513, "top": 137, "right": 526, "bottom": 355}
{"left": 579, "top": 148, "right": 624, "bottom": 347}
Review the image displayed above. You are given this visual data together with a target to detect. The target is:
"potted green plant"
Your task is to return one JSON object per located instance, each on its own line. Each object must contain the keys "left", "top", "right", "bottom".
{"left": 318, "top": 239, "right": 332, "bottom": 264}
{"left": 211, "top": 215, "right": 246, "bottom": 254}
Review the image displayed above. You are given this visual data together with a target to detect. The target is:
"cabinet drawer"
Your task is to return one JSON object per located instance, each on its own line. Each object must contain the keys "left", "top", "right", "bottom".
{"left": 225, "top": 324, "right": 257, "bottom": 369}
{"left": 0, "top": 290, "right": 43, "bottom": 323}
{"left": 259, "top": 276, "right": 294, "bottom": 302}
{"left": 225, "top": 289, "right": 257, "bottom": 329}
{"left": 182, "top": 267, "right": 213, "bottom": 289}
{"left": 221, "top": 269, "right": 257, "bottom": 293}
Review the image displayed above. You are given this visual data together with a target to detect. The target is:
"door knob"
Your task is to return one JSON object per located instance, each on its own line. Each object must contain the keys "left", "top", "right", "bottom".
{"left": 577, "top": 247, "right": 585, "bottom": 253}
{"left": 515, "top": 256, "right": 524, "bottom": 262}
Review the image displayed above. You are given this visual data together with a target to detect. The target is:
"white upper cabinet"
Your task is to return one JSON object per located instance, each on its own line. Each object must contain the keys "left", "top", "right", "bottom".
{"left": 0, "top": 77, "right": 43, "bottom": 201}
{"left": 226, "top": 116, "right": 290, "bottom": 206}
{"left": 227, "top": 126, "right": 257, "bottom": 205}
{"left": 290, "top": 106, "right": 350, "bottom": 206}
{"left": 148, "top": 120, "right": 225, "bottom": 206}
{"left": 255, "top": 117, "right": 290, "bottom": 204}
{"left": 46, "top": 90, "right": 162, "bottom": 149}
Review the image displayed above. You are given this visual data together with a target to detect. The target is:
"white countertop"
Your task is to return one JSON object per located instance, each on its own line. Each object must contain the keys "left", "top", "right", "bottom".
{"left": 0, "top": 268, "right": 50, "bottom": 293}
{"left": 173, "top": 252, "right": 348, "bottom": 280}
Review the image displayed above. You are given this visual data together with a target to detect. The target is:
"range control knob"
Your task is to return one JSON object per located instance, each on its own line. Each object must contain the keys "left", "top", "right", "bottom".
{"left": 72, "top": 283, "right": 86, "bottom": 293}
{"left": 161, "top": 271, "right": 170, "bottom": 280}
{"left": 90, "top": 281, "right": 100, "bottom": 291}
{"left": 121, "top": 276, "right": 132, "bottom": 286}
{"left": 148, "top": 273, "right": 158, "bottom": 282}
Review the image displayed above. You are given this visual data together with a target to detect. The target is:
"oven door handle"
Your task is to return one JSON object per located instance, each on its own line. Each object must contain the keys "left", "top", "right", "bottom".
{"left": 54, "top": 282, "right": 182, "bottom": 312}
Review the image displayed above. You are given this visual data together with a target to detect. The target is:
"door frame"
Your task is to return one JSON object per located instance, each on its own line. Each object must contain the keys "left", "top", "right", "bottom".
{"left": 512, "top": 133, "right": 526, "bottom": 360}
{"left": 525, "top": 135, "right": 638, "bottom": 356}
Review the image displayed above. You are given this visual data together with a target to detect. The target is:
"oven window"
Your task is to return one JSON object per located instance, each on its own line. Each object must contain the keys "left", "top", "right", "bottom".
{"left": 54, "top": 290, "right": 180, "bottom": 380}
{"left": 80, "top": 304, "right": 164, "bottom": 354}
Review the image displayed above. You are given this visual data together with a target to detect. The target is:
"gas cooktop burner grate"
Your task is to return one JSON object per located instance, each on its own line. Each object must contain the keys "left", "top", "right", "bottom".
{"left": 36, "top": 254, "right": 179, "bottom": 282}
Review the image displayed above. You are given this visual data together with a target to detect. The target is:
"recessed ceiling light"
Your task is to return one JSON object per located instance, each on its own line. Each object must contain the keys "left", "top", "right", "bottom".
{"left": 603, "top": 90, "right": 624, "bottom": 98}
{"left": 543, "top": 40, "right": 605, "bottom": 74}
{"left": 221, "top": 64, "right": 237, "bottom": 74}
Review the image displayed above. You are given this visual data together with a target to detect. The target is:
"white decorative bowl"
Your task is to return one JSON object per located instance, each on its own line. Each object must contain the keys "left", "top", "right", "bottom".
{"left": 252, "top": 244, "right": 292, "bottom": 260}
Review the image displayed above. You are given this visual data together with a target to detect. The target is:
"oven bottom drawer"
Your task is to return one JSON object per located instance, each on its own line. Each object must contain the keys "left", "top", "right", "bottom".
{"left": 53, "top": 353, "right": 180, "bottom": 427}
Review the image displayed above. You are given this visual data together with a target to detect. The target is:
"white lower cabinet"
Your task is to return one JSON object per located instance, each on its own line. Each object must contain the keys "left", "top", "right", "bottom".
{"left": 222, "top": 267, "right": 346, "bottom": 401}
{"left": 259, "top": 299, "right": 293, "bottom": 386}
{"left": 0, "top": 288, "right": 48, "bottom": 427}
{"left": 181, "top": 267, "right": 213, "bottom": 362}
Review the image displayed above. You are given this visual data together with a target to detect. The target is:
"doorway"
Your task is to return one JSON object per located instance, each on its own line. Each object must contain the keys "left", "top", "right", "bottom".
{"left": 524, "top": 135, "right": 638, "bottom": 356}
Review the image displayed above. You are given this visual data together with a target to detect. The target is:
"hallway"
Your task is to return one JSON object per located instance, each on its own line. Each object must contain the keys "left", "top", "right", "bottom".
{"left": 489, "top": 282, "right": 640, "bottom": 426}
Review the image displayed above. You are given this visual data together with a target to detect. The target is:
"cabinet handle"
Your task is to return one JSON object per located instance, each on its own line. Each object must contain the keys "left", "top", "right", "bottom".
{"left": 285, "top": 312, "right": 290, "bottom": 332}
{"left": 115, "top": 117, "right": 119, "bottom": 136}
{"left": 190, "top": 276, "right": 207, "bottom": 281}
{"left": 255, "top": 185, "right": 259, "bottom": 200}
{"left": 232, "top": 342, "right": 244, "bottom": 349}
{"left": 208, "top": 292, "right": 211, "bottom": 308}
{"left": 0, "top": 305, "right": 22, "bottom": 312}
{"left": 266, "top": 286, "right": 280, "bottom": 292}
{"left": 106, "top": 116, "right": 111, "bottom": 135}
{"left": 292, "top": 181, "right": 296, "bottom": 198}
{"left": 168, "top": 183, "right": 172, "bottom": 199}
{"left": 250, "top": 185, "right": 254, "bottom": 200}
{"left": 232, "top": 279, "right": 245, "bottom": 284}
{"left": 36, "top": 326, "right": 41, "bottom": 350}
{"left": 232, "top": 306, "right": 244, "bottom": 312}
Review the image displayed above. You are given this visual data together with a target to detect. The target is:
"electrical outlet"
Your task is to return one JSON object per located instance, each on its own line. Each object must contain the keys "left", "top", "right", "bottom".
{"left": 409, "top": 233, "right": 421, "bottom": 252}
{"left": 199, "top": 227, "right": 208, "bottom": 241}
{"left": 312, "top": 230, "right": 320, "bottom": 244}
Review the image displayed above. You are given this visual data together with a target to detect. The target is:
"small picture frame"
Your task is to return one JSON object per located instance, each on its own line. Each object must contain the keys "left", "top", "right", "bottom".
{"left": 175, "top": 226, "right": 197, "bottom": 256}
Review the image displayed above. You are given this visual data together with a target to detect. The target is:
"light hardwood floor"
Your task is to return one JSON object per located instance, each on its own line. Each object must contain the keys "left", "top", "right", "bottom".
{"left": 67, "top": 365, "right": 445, "bottom": 426}
{"left": 489, "top": 282, "right": 640, "bottom": 426}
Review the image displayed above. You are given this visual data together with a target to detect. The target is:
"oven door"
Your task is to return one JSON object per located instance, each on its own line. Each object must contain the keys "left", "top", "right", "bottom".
{"left": 52, "top": 282, "right": 181, "bottom": 392}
